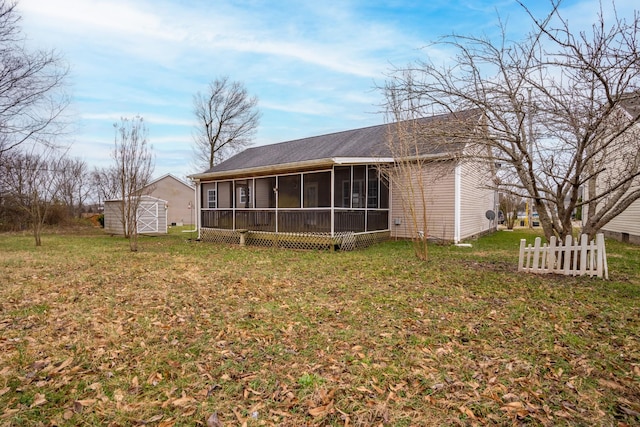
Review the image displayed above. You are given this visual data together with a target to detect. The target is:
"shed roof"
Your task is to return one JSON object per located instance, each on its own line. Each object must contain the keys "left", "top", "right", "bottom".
{"left": 190, "top": 109, "right": 481, "bottom": 180}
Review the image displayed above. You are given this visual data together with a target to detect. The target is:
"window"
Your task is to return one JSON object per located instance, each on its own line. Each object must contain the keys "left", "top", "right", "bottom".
{"left": 239, "top": 186, "right": 251, "bottom": 204}
{"left": 352, "top": 166, "right": 366, "bottom": 208}
{"left": 234, "top": 180, "right": 253, "bottom": 208}
{"left": 367, "top": 166, "right": 379, "bottom": 208}
{"left": 207, "top": 188, "right": 217, "bottom": 208}
{"left": 367, "top": 180, "right": 378, "bottom": 208}
{"left": 334, "top": 166, "right": 351, "bottom": 208}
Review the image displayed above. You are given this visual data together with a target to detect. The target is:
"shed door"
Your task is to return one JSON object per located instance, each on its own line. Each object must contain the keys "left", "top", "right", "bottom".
{"left": 137, "top": 200, "right": 158, "bottom": 233}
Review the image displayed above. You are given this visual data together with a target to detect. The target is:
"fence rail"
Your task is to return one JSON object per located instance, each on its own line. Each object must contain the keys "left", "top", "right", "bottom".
{"left": 518, "top": 234, "right": 608, "bottom": 279}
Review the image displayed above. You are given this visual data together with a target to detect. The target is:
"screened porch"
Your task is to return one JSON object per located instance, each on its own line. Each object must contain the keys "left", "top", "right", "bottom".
{"left": 198, "top": 165, "right": 390, "bottom": 236}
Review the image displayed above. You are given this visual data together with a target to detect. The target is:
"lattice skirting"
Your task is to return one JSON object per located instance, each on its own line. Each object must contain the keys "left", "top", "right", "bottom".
{"left": 199, "top": 228, "right": 390, "bottom": 251}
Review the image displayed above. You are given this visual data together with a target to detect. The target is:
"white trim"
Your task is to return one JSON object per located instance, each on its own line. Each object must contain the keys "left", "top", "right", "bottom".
{"left": 195, "top": 182, "right": 201, "bottom": 238}
{"left": 189, "top": 157, "right": 398, "bottom": 180}
{"left": 454, "top": 163, "right": 461, "bottom": 244}
{"left": 332, "top": 157, "right": 395, "bottom": 165}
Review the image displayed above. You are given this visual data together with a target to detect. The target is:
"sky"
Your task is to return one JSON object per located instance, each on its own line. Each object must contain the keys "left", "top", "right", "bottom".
{"left": 16, "top": 0, "right": 633, "bottom": 181}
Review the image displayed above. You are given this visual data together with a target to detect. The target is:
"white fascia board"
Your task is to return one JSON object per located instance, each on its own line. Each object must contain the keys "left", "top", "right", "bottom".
{"left": 189, "top": 157, "right": 396, "bottom": 180}
{"left": 332, "top": 157, "right": 395, "bottom": 165}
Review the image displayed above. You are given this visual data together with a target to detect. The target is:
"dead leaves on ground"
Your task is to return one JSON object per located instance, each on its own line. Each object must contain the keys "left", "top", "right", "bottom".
{"left": 1, "top": 237, "right": 640, "bottom": 426}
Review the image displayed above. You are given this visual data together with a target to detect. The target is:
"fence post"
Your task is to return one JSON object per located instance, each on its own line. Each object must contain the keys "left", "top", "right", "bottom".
{"left": 532, "top": 237, "right": 542, "bottom": 270}
{"left": 579, "top": 234, "right": 588, "bottom": 276}
{"left": 548, "top": 236, "right": 557, "bottom": 273}
{"left": 596, "top": 233, "right": 609, "bottom": 279}
{"left": 561, "top": 235, "right": 571, "bottom": 275}
{"left": 518, "top": 239, "right": 526, "bottom": 272}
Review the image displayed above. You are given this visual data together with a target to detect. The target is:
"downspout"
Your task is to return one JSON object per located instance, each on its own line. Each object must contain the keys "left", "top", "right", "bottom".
{"left": 454, "top": 164, "right": 461, "bottom": 244}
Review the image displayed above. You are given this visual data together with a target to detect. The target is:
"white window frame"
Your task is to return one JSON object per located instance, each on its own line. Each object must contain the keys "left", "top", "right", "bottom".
{"left": 239, "top": 186, "right": 252, "bottom": 205}
{"left": 207, "top": 188, "right": 217, "bottom": 209}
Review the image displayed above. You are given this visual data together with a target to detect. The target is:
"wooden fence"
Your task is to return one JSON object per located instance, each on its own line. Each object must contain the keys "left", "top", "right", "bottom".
{"left": 518, "top": 234, "right": 608, "bottom": 279}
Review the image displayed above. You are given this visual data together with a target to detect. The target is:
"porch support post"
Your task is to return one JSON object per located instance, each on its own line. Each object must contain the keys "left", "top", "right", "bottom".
{"left": 275, "top": 176, "right": 279, "bottom": 233}
{"left": 194, "top": 180, "right": 201, "bottom": 238}
{"left": 330, "top": 167, "right": 335, "bottom": 237}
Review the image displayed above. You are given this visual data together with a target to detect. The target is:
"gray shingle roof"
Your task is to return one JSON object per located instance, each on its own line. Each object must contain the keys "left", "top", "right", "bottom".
{"left": 621, "top": 92, "right": 640, "bottom": 119}
{"left": 192, "top": 109, "right": 480, "bottom": 178}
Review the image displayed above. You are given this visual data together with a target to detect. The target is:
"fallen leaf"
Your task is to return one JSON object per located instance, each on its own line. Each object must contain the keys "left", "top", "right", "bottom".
{"left": 52, "top": 357, "right": 74, "bottom": 374}
{"left": 598, "top": 378, "right": 625, "bottom": 391}
{"left": 146, "top": 414, "right": 164, "bottom": 423}
{"left": 31, "top": 393, "right": 47, "bottom": 407}
{"left": 172, "top": 396, "right": 196, "bottom": 407}
{"left": 207, "top": 412, "right": 223, "bottom": 427}
{"left": 73, "top": 399, "right": 96, "bottom": 413}
{"left": 459, "top": 405, "right": 476, "bottom": 419}
{"left": 309, "top": 402, "right": 333, "bottom": 417}
{"left": 113, "top": 389, "right": 124, "bottom": 402}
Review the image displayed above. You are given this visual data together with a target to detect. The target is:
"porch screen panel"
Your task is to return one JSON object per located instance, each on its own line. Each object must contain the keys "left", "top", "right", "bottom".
{"left": 303, "top": 171, "right": 331, "bottom": 208}
{"left": 334, "top": 166, "right": 351, "bottom": 208}
{"left": 352, "top": 166, "right": 366, "bottom": 208}
{"left": 278, "top": 175, "right": 301, "bottom": 208}
{"left": 335, "top": 210, "right": 365, "bottom": 232}
{"left": 201, "top": 183, "right": 216, "bottom": 207}
{"left": 234, "top": 180, "right": 253, "bottom": 208}
{"left": 255, "top": 177, "right": 276, "bottom": 208}
{"left": 367, "top": 166, "right": 379, "bottom": 208}
{"left": 380, "top": 175, "right": 389, "bottom": 209}
{"left": 217, "top": 181, "right": 233, "bottom": 208}
{"left": 367, "top": 210, "right": 389, "bottom": 231}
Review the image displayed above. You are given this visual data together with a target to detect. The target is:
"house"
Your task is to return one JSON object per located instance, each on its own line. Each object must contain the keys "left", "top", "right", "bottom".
{"left": 587, "top": 94, "right": 640, "bottom": 244}
{"left": 103, "top": 195, "right": 168, "bottom": 235}
{"left": 142, "top": 174, "right": 195, "bottom": 226}
{"left": 188, "top": 110, "right": 497, "bottom": 250}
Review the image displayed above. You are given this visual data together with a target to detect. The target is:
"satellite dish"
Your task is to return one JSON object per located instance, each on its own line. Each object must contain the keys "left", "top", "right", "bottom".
{"left": 485, "top": 210, "right": 496, "bottom": 220}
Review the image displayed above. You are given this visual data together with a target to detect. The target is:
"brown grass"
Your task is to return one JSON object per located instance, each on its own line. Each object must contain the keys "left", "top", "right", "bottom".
{"left": 1, "top": 227, "right": 639, "bottom": 426}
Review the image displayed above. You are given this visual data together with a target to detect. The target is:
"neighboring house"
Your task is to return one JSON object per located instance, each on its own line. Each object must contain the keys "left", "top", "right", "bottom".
{"left": 104, "top": 195, "right": 168, "bottom": 235}
{"left": 586, "top": 94, "right": 640, "bottom": 244}
{"left": 188, "top": 110, "right": 497, "bottom": 250}
{"left": 142, "top": 174, "right": 195, "bottom": 226}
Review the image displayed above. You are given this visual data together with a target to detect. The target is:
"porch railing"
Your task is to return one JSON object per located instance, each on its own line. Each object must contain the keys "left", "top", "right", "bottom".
{"left": 201, "top": 209, "right": 389, "bottom": 234}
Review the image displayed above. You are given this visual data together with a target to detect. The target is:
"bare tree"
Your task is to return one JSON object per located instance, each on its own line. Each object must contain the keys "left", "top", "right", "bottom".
{"left": 90, "top": 165, "right": 120, "bottom": 209}
{"left": 0, "top": 146, "right": 63, "bottom": 245}
{"left": 499, "top": 192, "right": 523, "bottom": 230}
{"left": 383, "top": 0, "right": 640, "bottom": 241}
{"left": 112, "top": 116, "right": 154, "bottom": 251}
{"left": 192, "top": 76, "right": 260, "bottom": 170}
{"left": 54, "top": 157, "right": 90, "bottom": 218}
{"left": 0, "top": 0, "right": 69, "bottom": 159}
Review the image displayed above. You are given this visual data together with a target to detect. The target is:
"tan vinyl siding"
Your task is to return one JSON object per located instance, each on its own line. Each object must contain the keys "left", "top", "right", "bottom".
{"left": 390, "top": 162, "right": 456, "bottom": 241}
{"left": 601, "top": 198, "right": 640, "bottom": 238}
{"left": 217, "top": 181, "right": 232, "bottom": 208}
{"left": 458, "top": 159, "right": 496, "bottom": 240}
{"left": 144, "top": 175, "right": 194, "bottom": 225}
{"left": 594, "top": 120, "right": 640, "bottom": 240}
{"left": 103, "top": 200, "right": 124, "bottom": 235}
{"left": 255, "top": 178, "right": 274, "bottom": 208}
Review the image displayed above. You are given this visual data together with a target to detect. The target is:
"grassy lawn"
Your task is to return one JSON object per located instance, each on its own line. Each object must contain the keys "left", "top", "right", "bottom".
{"left": 1, "top": 226, "right": 639, "bottom": 426}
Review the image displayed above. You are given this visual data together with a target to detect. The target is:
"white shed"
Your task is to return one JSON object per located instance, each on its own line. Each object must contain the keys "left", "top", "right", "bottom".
{"left": 104, "top": 195, "right": 168, "bottom": 235}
